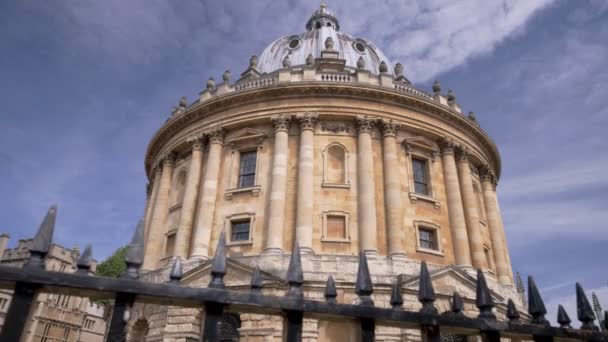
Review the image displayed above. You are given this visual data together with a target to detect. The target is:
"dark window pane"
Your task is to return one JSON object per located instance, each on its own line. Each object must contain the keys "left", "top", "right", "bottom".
{"left": 238, "top": 151, "right": 257, "bottom": 188}
{"left": 412, "top": 158, "right": 429, "bottom": 195}
{"left": 231, "top": 220, "right": 251, "bottom": 241}
{"left": 419, "top": 227, "right": 437, "bottom": 250}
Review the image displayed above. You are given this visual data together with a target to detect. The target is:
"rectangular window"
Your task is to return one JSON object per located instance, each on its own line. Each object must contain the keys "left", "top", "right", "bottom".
{"left": 231, "top": 219, "right": 251, "bottom": 242}
{"left": 419, "top": 227, "right": 438, "bottom": 250}
{"left": 165, "top": 233, "right": 176, "bottom": 257}
{"left": 238, "top": 151, "right": 257, "bottom": 188}
{"left": 412, "top": 158, "right": 429, "bottom": 195}
{"left": 326, "top": 215, "right": 347, "bottom": 240}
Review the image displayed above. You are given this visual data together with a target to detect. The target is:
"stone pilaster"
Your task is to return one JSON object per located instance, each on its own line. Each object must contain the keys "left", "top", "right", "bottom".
{"left": 480, "top": 168, "right": 511, "bottom": 284}
{"left": 295, "top": 113, "right": 317, "bottom": 253}
{"left": 456, "top": 147, "right": 487, "bottom": 270}
{"left": 439, "top": 139, "right": 471, "bottom": 266}
{"left": 265, "top": 115, "right": 291, "bottom": 254}
{"left": 143, "top": 154, "right": 175, "bottom": 270}
{"left": 356, "top": 115, "right": 378, "bottom": 255}
{"left": 144, "top": 168, "right": 162, "bottom": 243}
{"left": 381, "top": 120, "right": 405, "bottom": 259}
{"left": 174, "top": 140, "right": 204, "bottom": 259}
{"left": 190, "top": 128, "right": 224, "bottom": 259}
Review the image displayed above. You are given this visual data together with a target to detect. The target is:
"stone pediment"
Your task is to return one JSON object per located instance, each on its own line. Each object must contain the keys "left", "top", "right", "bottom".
{"left": 225, "top": 128, "right": 267, "bottom": 145}
{"left": 180, "top": 257, "right": 285, "bottom": 288}
{"left": 399, "top": 265, "right": 504, "bottom": 303}
{"left": 403, "top": 136, "right": 439, "bottom": 153}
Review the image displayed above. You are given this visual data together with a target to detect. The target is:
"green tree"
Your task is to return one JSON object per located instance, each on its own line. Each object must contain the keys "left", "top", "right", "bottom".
{"left": 96, "top": 246, "right": 127, "bottom": 278}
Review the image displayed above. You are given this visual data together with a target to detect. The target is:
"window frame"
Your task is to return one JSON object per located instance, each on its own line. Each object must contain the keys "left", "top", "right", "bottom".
{"left": 321, "top": 142, "right": 351, "bottom": 189}
{"left": 224, "top": 213, "right": 255, "bottom": 246}
{"left": 321, "top": 210, "right": 351, "bottom": 243}
{"left": 411, "top": 157, "right": 430, "bottom": 196}
{"left": 414, "top": 221, "right": 444, "bottom": 256}
{"left": 403, "top": 139, "right": 441, "bottom": 209}
{"left": 164, "top": 231, "right": 176, "bottom": 258}
{"left": 224, "top": 130, "right": 266, "bottom": 200}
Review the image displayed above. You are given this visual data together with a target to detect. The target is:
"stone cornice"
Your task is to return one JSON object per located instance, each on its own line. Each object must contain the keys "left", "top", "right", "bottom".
{"left": 144, "top": 82, "right": 501, "bottom": 179}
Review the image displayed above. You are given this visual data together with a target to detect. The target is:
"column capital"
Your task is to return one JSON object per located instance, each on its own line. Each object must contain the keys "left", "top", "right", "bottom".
{"left": 355, "top": 115, "right": 376, "bottom": 134}
{"left": 296, "top": 112, "right": 318, "bottom": 132}
{"left": 438, "top": 137, "right": 456, "bottom": 156}
{"left": 154, "top": 165, "right": 163, "bottom": 175}
{"left": 455, "top": 145, "right": 469, "bottom": 162}
{"left": 380, "top": 119, "right": 400, "bottom": 137}
{"left": 206, "top": 127, "right": 225, "bottom": 145}
{"left": 161, "top": 152, "right": 177, "bottom": 167}
{"left": 480, "top": 166, "right": 498, "bottom": 189}
{"left": 271, "top": 114, "right": 291, "bottom": 133}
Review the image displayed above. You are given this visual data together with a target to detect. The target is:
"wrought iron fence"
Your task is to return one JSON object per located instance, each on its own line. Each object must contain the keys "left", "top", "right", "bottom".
{"left": 0, "top": 206, "right": 607, "bottom": 342}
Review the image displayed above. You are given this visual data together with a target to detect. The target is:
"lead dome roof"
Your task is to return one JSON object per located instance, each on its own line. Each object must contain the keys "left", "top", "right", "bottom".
{"left": 257, "top": 3, "right": 394, "bottom": 75}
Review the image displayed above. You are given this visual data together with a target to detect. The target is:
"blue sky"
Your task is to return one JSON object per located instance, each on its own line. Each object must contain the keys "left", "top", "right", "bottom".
{"left": 1, "top": 0, "right": 607, "bottom": 323}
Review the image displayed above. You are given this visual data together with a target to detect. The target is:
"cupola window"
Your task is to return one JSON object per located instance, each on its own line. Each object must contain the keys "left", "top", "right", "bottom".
{"left": 288, "top": 37, "right": 301, "bottom": 50}
{"left": 353, "top": 41, "right": 366, "bottom": 53}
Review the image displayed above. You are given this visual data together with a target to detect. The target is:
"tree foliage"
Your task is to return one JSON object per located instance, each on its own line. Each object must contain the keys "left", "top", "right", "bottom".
{"left": 96, "top": 246, "right": 127, "bottom": 278}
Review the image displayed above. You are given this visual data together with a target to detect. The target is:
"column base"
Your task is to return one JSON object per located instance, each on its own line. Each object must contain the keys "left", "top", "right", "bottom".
{"left": 363, "top": 249, "right": 379, "bottom": 257}
{"left": 299, "top": 246, "right": 314, "bottom": 254}
{"left": 188, "top": 255, "right": 210, "bottom": 262}
{"left": 388, "top": 253, "right": 407, "bottom": 261}
{"left": 262, "top": 247, "right": 284, "bottom": 255}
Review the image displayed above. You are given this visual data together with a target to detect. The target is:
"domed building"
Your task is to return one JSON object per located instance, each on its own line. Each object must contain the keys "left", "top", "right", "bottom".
{"left": 131, "top": 4, "right": 521, "bottom": 341}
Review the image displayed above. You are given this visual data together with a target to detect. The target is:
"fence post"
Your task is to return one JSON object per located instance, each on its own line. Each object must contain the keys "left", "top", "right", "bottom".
{"left": 355, "top": 252, "right": 375, "bottom": 342}
{"left": 201, "top": 231, "right": 227, "bottom": 342}
{"left": 476, "top": 270, "right": 500, "bottom": 342}
{"left": 418, "top": 262, "right": 440, "bottom": 342}
{"left": 285, "top": 242, "right": 303, "bottom": 342}
{"left": 527, "top": 276, "right": 554, "bottom": 342}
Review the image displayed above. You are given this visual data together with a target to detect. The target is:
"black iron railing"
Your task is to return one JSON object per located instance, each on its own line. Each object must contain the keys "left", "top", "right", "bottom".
{"left": 0, "top": 206, "right": 606, "bottom": 342}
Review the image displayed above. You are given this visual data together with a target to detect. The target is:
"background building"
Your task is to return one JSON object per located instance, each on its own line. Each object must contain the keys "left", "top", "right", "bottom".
{"left": 0, "top": 235, "right": 107, "bottom": 342}
{"left": 132, "top": 4, "right": 521, "bottom": 341}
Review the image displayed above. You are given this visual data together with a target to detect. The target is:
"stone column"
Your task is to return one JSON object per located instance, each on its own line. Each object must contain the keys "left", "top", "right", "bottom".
{"left": 439, "top": 139, "right": 471, "bottom": 266}
{"left": 356, "top": 116, "right": 378, "bottom": 255}
{"left": 381, "top": 120, "right": 405, "bottom": 259}
{"left": 144, "top": 168, "right": 162, "bottom": 242}
{"left": 295, "top": 113, "right": 317, "bottom": 253}
{"left": 190, "top": 128, "right": 224, "bottom": 259}
{"left": 265, "top": 115, "right": 291, "bottom": 254}
{"left": 456, "top": 148, "right": 487, "bottom": 269}
{"left": 480, "top": 168, "right": 511, "bottom": 284}
{"left": 143, "top": 155, "right": 175, "bottom": 270}
{"left": 174, "top": 140, "right": 204, "bottom": 259}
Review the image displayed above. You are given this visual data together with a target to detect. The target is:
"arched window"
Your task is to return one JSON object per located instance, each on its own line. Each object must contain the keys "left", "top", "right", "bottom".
{"left": 130, "top": 319, "right": 149, "bottom": 342}
{"left": 219, "top": 313, "right": 241, "bottom": 341}
{"left": 322, "top": 143, "right": 349, "bottom": 187}
{"left": 171, "top": 169, "right": 187, "bottom": 206}
{"left": 316, "top": 22, "right": 322, "bottom": 29}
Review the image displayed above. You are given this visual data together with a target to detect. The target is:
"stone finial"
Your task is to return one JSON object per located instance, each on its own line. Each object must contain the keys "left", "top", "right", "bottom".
{"left": 528, "top": 276, "right": 550, "bottom": 326}
{"left": 325, "top": 36, "right": 334, "bottom": 50}
{"left": 324, "top": 275, "right": 337, "bottom": 304}
{"left": 418, "top": 261, "right": 437, "bottom": 314}
{"left": 251, "top": 266, "right": 263, "bottom": 292}
{"left": 447, "top": 89, "right": 456, "bottom": 104}
{"left": 249, "top": 55, "right": 258, "bottom": 68}
{"left": 123, "top": 219, "right": 144, "bottom": 279}
{"left": 476, "top": 269, "right": 496, "bottom": 320}
{"left": 357, "top": 56, "right": 365, "bottom": 70}
{"left": 450, "top": 292, "right": 464, "bottom": 316}
{"left": 76, "top": 244, "right": 93, "bottom": 275}
{"left": 282, "top": 54, "right": 291, "bottom": 68}
{"left": 222, "top": 69, "right": 231, "bottom": 82}
{"left": 169, "top": 258, "right": 183, "bottom": 284}
{"left": 577, "top": 283, "right": 599, "bottom": 330}
{"left": 394, "top": 62, "right": 403, "bottom": 76}
{"left": 379, "top": 60, "right": 388, "bottom": 73}
{"left": 206, "top": 77, "right": 216, "bottom": 90}
{"left": 557, "top": 304, "right": 572, "bottom": 328}
{"left": 390, "top": 282, "right": 403, "bottom": 309}
{"left": 209, "top": 231, "right": 227, "bottom": 289}
{"left": 432, "top": 80, "right": 441, "bottom": 94}
{"left": 467, "top": 111, "right": 477, "bottom": 123}
{"left": 355, "top": 252, "right": 373, "bottom": 306}
{"left": 506, "top": 299, "right": 520, "bottom": 321}
{"left": 178, "top": 96, "right": 187, "bottom": 110}
{"left": 306, "top": 53, "right": 314, "bottom": 66}
{"left": 26, "top": 205, "right": 57, "bottom": 269}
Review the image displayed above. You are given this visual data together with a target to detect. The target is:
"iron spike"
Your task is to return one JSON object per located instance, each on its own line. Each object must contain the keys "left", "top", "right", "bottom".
{"left": 418, "top": 261, "right": 437, "bottom": 314}
{"left": 169, "top": 258, "right": 183, "bottom": 284}
{"left": 355, "top": 252, "right": 374, "bottom": 306}
{"left": 209, "top": 231, "right": 227, "bottom": 289}
{"left": 476, "top": 269, "right": 495, "bottom": 320}
{"left": 325, "top": 275, "right": 337, "bottom": 304}
{"left": 123, "top": 219, "right": 144, "bottom": 279}
{"left": 450, "top": 292, "right": 464, "bottom": 315}
{"left": 576, "top": 283, "right": 598, "bottom": 330}
{"left": 390, "top": 282, "right": 403, "bottom": 309}
{"left": 527, "top": 276, "right": 549, "bottom": 326}
{"left": 603, "top": 311, "right": 608, "bottom": 331}
{"left": 506, "top": 299, "right": 520, "bottom": 321}
{"left": 286, "top": 242, "right": 303, "bottom": 298}
{"left": 557, "top": 304, "right": 572, "bottom": 328}
{"left": 76, "top": 244, "right": 93, "bottom": 274}
{"left": 26, "top": 205, "right": 58, "bottom": 269}
{"left": 250, "top": 265, "right": 263, "bottom": 292}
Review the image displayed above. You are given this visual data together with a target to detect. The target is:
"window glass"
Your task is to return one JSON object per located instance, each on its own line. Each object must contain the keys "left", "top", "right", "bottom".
{"left": 412, "top": 158, "right": 429, "bottom": 195}
{"left": 231, "top": 220, "right": 251, "bottom": 242}
{"left": 238, "top": 151, "right": 257, "bottom": 188}
{"left": 419, "top": 227, "right": 438, "bottom": 250}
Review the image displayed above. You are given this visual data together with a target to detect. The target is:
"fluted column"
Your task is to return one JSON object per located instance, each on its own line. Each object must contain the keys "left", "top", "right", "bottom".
{"left": 143, "top": 155, "right": 175, "bottom": 270}
{"left": 190, "top": 128, "right": 224, "bottom": 259}
{"left": 440, "top": 139, "right": 471, "bottom": 266}
{"left": 381, "top": 120, "right": 405, "bottom": 258}
{"left": 265, "top": 115, "right": 291, "bottom": 254}
{"left": 174, "top": 140, "right": 204, "bottom": 259}
{"left": 295, "top": 113, "right": 317, "bottom": 253}
{"left": 480, "top": 168, "right": 511, "bottom": 284}
{"left": 356, "top": 116, "right": 378, "bottom": 255}
{"left": 456, "top": 148, "right": 486, "bottom": 269}
{"left": 144, "top": 168, "right": 162, "bottom": 242}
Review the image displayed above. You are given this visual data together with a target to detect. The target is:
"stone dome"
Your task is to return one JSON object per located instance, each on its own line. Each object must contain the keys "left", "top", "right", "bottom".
{"left": 257, "top": 3, "right": 393, "bottom": 75}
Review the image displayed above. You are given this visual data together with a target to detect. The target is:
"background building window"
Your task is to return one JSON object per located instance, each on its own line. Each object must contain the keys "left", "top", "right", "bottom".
{"left": 238, "top": 151, "right": 257, "bottom": 188}
{"left": 412, "top": 158, "right": 429, "bottom": 195}
{"left": 231, "top": 219, "right": 251, "bottom": 242}
{"left": 419, "top": 227, "right": 438, "bottom": 250}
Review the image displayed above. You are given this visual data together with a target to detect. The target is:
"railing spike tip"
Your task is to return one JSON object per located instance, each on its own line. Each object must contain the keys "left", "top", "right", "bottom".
{"left": 527, "top": 276, "right": 549, "bottom": 326}
{"left": 286, "top": 241, "right": 303, "bottom": 285}
{"left": 355, "top": 252, "right": 373, "bottom": 306}
{"left": 390, "top": 281, "right": 403, "bottom": 309}
{"left": 576, "top": 282, "right": 598, "bottom": 330}
{"left": 251, "top": 265, "right": 263, "bottom": 291}
{"left": 450, "top": 291, "right": 464, "bottom": 315}
{"left": 76, "top": 244, "right": 93, "bottom": 274}
{"left": 324, "top": 275, "right": 337, "bottom": 304}
{"left": 557, "top": 304, "right": 572, "bottom": 328}
{"left": 476, "top": 269, "right": 495, "bottom": 319}
{"left": 417, "top": 261, "right": 437, "bottom": 314}
{"left": 169, "top": 258, "right": 183, "bottom": 283}
{"left": 123, "top": 219, "right": 145, "bottom": 279}
{"left": 209, "top": 231, "right": 227, "bottom": 289}
{"left": 506, "top": 299, "right": 520, "bottom": 321}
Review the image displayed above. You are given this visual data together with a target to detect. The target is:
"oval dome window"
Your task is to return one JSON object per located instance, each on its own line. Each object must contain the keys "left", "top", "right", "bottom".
{"left": 354, "top": 41, "right": 366, "bottom": 53}
{"left": 288, "top": 38, "right": 301, "bottom": 50}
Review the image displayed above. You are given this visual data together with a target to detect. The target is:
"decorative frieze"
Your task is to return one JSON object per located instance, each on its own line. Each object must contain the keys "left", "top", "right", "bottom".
{"left": 320, "top": 121, "right": 349, "bottom": 133}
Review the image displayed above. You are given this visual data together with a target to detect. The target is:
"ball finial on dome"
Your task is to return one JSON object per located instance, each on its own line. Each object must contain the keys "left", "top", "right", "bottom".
{"left": 357, "top": 56, "right": 366, "bottom": 70}
{"left": 394, "top": 63, "right": 403, "bottom": 76}
{"left": 282, "top": 54, "right": 291, "bottom": 68}
{"left": 206, "top": 77, "right": 216, "bottom": 90}
{"left": 325, "top": 37, "right": 334, "bottom": 50}
{"left": 447, "top": 89, "right": 456, "bottom": 104}
{"left": 432, "top": 80, "right": 441, "bottom": 94}
{"left": 222, "top": 70, "right": 231, "bottom": 82}
{"left": 379, "top": 61, "right": 388, "bottom": 74}
{"left": 179, "top": 96, "right": 187, "bottom": 109}
{"left": 249, "top": 55, "right": 258, "bottom": 68}
{"left": 306, "top": 53, "right": 314, "bottom": 66}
